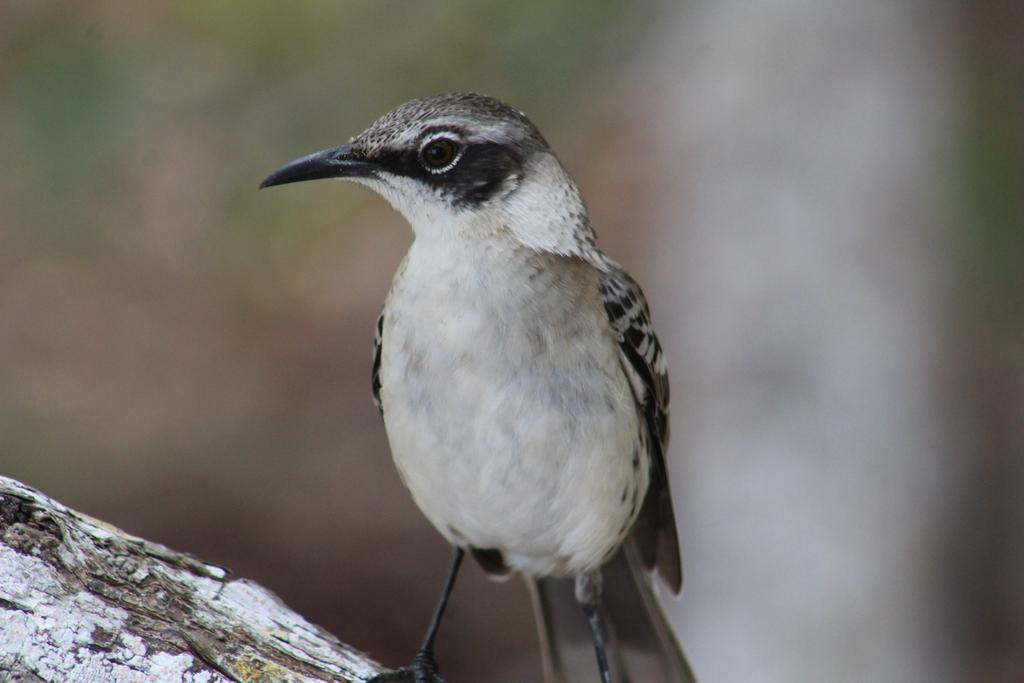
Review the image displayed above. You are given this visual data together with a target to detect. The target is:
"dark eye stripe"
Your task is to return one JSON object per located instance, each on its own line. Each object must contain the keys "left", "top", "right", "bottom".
{"left": 372, "top": 141, "right": 523, "bottom": 207}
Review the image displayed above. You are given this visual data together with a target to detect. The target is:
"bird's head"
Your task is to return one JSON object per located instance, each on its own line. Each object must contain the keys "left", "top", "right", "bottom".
{"left": 261, "top": 92, "right": 593, "bottom": 253}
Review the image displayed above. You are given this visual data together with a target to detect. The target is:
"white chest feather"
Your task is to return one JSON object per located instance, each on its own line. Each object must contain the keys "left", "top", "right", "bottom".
{"left": 378, "top": 235, "right": 648, "bottom": 577}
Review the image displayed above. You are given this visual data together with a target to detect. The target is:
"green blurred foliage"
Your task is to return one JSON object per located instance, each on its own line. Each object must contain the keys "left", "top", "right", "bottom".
{"left": 1, "top": 0, "right": 662, "bottom": 291}
{"left": 958, "top": 71, "right": 1024, "bottom": 326}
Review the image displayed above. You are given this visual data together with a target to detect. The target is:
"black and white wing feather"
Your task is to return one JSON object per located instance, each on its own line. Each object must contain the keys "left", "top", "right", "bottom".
{"left": 599, "top": 264, "right": 682, "bottom": 593}
{"left": 371, "top": 309, "right": 384, "bottom": 415}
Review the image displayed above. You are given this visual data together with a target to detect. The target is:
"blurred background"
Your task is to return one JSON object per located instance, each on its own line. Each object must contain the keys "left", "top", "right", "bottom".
{"left": 1, "top": 1, "right": 1022, "bottom": 681}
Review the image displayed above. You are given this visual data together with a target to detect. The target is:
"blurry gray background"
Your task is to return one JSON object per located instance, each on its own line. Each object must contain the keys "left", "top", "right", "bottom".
{"left": 2, "top": 1, "right": 1022, "bottom": 682}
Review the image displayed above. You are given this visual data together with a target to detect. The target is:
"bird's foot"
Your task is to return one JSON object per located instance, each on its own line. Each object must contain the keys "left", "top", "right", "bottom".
{"left": 367, "top": 650, "right": 446, "bottom": 683}
{"left": 367, "top": 669, "right": 444, "bottom": 683}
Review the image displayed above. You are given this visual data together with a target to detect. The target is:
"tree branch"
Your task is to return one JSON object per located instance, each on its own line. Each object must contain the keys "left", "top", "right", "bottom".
{"left": 0, "top": 476, "right": 384, "bottom": 682}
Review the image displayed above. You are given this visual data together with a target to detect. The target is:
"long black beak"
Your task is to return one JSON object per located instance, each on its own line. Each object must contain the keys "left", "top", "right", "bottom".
{"left": 259, "top": 144, "right": 377, "bottom": 189}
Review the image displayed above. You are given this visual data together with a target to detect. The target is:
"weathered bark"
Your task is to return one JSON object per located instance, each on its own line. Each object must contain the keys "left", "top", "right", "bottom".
{"left": 0, "top": 476, "right": 383, "bottom": 683}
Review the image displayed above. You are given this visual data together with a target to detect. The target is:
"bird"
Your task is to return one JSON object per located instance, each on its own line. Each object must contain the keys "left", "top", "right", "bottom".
{"left": 260, "top": 92, "right": 696, "bottom": 683}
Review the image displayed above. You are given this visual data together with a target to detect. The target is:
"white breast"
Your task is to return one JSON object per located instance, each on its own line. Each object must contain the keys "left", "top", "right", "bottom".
{"left": 379, "top": 234, "right": 648, "bottom": 578}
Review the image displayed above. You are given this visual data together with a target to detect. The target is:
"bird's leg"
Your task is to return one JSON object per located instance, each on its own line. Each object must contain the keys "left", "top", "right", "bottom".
{"left": 369, "top": 547, "right": 465, "bottom": 683}
{"left": 576, "top": 571, "right": 612, "bottom": 683}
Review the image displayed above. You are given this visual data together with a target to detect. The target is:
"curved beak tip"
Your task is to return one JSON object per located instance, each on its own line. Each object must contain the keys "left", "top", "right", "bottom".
{"left": 258, "top": 174, "right": 283, "bottom": 190}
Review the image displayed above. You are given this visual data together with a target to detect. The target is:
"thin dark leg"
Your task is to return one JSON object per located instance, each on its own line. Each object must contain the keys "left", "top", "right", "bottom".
{"left": 417, "top": 547, "right": 464, "bottom": 665}
{"left": 369, "top": 547, "right": 465, "bottom": 683}
{"left": 583, "top": 603, "right": 612, "bottom": 683}
{"left": 575, "top": 571, "right": 613, "bottom": 683}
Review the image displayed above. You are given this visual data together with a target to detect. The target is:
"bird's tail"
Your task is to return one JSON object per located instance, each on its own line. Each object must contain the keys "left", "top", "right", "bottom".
{"left": 526, "top": 542, "right": 697, "bottom": 683}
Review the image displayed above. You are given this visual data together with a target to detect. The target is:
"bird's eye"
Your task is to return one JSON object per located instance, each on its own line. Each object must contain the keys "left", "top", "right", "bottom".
{"left": 419, "top": 138, "right": 460, "bottom": 172}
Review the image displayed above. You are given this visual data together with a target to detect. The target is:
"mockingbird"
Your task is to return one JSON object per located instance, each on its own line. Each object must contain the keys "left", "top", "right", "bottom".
{"left": 261, "top": 92, "right": 695, "bottom": 683}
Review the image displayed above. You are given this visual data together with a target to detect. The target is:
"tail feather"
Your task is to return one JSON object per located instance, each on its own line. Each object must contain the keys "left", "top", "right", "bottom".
{"left": 527, "top": 543, "right": 697, "bottom": 683}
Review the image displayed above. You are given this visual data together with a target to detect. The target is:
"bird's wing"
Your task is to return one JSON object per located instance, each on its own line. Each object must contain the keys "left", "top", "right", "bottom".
{"left": 371, "top": 308, "right": 384, "bottom": 415}
{"left": 598, "top": 265, "right": 682, "bottom": 593}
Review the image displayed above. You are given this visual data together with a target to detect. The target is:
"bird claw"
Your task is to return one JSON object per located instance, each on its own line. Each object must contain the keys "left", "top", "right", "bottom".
{"left": 367, "top": 650, "right": 446, "bottom": 683}
{"left": 366, "top": 666, "right": 446, "bottom": 683}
